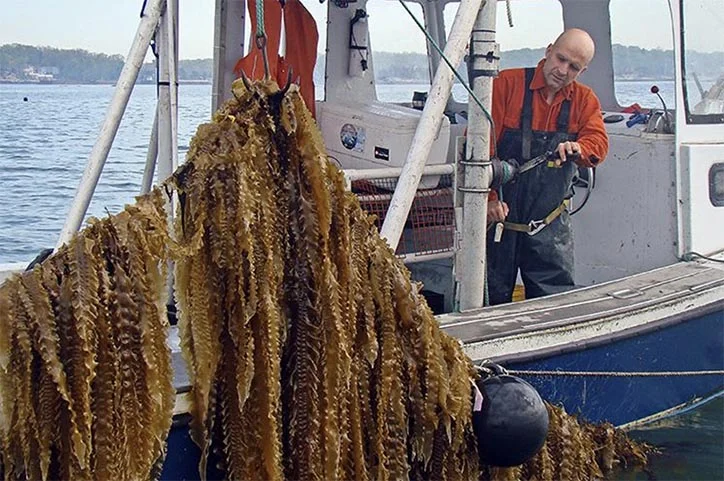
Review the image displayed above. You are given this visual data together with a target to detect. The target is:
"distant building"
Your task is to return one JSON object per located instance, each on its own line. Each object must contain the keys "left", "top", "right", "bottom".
{"left": 23, "top": 67, "right": 55, "bottom": 83}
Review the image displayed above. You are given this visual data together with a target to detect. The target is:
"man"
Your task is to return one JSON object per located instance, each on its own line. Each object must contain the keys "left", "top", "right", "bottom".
{"left": 486, "top": 28, "right": 608, "bottom": 305}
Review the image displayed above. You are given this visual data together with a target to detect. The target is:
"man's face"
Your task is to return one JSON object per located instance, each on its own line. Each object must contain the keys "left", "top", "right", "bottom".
{"left": 542, "top": 42, "right": 589, "bottom": 92}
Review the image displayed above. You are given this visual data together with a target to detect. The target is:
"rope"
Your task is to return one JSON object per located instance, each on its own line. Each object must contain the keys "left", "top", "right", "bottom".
{"left": 255, "top": 0, "right": 266, "bottom": 39}
{"left": 509, "top": 369, "right": 724, "bottom": 377}
{"left": 397, "top": 0, "right": 496, "bottom": 147}
{"left": 505, "top": 0, "right": 514, "bottom": 27}
{"left": 254, "top": 0, "right": 271, "bottom": 79}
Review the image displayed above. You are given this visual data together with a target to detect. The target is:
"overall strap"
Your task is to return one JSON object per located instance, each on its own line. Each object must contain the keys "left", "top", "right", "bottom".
{"left": 557, "top": 99, "right": 572, "bottom": 132}
{"left": 520, "top": 68, "right": 535, "bottom": 160}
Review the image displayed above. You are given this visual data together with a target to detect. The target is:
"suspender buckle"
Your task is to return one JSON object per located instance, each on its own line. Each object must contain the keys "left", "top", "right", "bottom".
{"left": 527, "top": 219, "right": 546, "bottom": 236}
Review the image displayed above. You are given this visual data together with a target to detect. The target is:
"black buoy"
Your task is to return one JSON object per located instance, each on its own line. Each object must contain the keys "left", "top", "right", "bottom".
{"left": 472, "top": 366, "right": 549, "bottom": 467}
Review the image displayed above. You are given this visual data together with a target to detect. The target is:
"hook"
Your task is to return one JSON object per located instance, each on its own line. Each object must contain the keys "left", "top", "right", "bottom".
{"left": 280, "top": 68, "right": 294, "bottom": 96}
{"left": 239, "top": 70, "right": 253, "bottom": 92}
{"left": 256, "top": 34, "right": 271, "bottom": 81}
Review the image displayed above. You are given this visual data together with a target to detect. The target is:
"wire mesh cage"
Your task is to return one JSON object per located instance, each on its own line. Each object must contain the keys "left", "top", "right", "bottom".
{"left": 351, "top": 174, "right": 455, "bottom": 257}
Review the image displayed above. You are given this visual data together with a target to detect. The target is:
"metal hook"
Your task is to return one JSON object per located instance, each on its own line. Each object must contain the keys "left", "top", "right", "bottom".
{"left": 279, "top": 68, "right": 294, "bottom": 96}
{"left": 239, "top": 70, "right": 253, "bottom": 92}
{"left": 255, "top": 34, "right": 271, "bottom": 81}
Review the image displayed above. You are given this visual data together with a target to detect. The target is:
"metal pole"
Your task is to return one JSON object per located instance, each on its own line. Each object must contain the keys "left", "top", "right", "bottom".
{"left": 212, "top": 0, "right": 247, "bottom": 112}
{"left": 167, "top": 0, "right": 180, "bottom": 178}
{"left": 56, "top": 0, "right": 166, "bottom": 248}
{"left": 379, "top": 0, "right": 484, "bottom": 250}
{"left": 457, "top": 0, "right": 498, "bottom": 311}
{"left": 140, "top": 106, "right": 159, "bottom": 194}
{"left": 157, "top": 6, "right": 172, "bottom": 185}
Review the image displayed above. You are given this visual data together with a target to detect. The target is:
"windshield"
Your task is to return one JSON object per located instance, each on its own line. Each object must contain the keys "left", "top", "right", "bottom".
{"left": 681, "top": 0, "right": 724, "bottom": 123}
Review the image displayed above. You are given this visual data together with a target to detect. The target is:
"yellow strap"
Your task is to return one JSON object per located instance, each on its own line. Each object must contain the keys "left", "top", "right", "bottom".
{"left": 503, "top": 199, "right": 570, "bottom": 234}
{"left": 502, "top": 221, "right": 531, "bottom": 233}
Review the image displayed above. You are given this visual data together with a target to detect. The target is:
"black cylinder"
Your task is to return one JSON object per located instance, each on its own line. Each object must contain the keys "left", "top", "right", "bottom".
{"left": 472, "top": 374, "right": 549, "bottom": 467}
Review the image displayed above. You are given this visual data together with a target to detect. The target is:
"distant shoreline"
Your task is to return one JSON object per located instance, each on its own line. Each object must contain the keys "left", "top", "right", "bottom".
{"left": 0, "top": 79, "right": 212, "bottom": 86}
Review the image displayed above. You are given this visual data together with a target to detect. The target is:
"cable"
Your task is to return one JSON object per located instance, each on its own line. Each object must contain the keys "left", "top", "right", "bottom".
{"left": 397, "top": 0, "right": 497, "bottom": 151}
{"left": 680, "top": 251, "right": 724, "bottom": 263}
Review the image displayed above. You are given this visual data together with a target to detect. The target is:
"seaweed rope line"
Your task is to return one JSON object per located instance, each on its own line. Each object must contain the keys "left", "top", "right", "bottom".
{"left": 508, "top": 369, "right": 724, "bottom": 377}
{"left": 397, "top": 0, "right": 497, "bottom": 154}
{"left": 256, "top": 0, "right": 271, "bottom": 80}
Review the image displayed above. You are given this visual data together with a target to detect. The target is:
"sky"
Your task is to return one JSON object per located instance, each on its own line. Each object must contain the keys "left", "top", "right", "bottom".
{"left": 0, "top": 0, "right": 722, "bottom": 59}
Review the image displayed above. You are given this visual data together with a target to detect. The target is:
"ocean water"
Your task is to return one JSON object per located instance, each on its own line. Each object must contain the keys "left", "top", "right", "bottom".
{"left": 1, "top": 81, "right": 722, "bottom": 479}
{"left": 0, "top": 80, "right": 676, "bottom": 264}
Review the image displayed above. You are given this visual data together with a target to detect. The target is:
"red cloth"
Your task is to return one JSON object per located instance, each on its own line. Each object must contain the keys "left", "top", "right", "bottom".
{"left": 621, "top": 103, "right": 642, "bottom": 113}
{"left": 234, "top": 0, "right": 318, "bottom": 117}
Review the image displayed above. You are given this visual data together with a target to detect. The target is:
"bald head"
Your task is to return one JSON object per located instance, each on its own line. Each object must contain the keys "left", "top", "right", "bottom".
{"left": 542, "top": 28, "right": 596, "bottom": 95}
{"left": 553, "top": 29, "right": 596, "bottom": 64}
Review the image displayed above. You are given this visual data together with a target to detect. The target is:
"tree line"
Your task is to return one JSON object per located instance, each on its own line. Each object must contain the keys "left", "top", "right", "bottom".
{"left": 1, "top": 43, "right": 722, "bottom": 84}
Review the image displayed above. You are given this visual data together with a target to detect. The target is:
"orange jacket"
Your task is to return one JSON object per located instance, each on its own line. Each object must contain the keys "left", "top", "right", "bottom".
{"left": 492, "top": 60, "right": 608, "bottom": 168}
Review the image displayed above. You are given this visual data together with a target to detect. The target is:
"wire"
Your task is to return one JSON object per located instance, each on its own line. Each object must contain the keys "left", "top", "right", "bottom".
{"left": 680, "top": 251, "right": 724, "bottom": 263}
{"left": 396, "top": 0, "right": 497, "bottom": 148}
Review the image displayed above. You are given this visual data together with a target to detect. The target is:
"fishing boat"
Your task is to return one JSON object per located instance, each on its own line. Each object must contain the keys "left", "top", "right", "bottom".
{"left": 0, "top": 0, "right": 722, "bottom": 478}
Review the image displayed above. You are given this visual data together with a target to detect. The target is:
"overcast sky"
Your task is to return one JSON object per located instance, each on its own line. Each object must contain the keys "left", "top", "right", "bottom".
{"left": 1, "top": 0, "right": 722, "bottom": 59}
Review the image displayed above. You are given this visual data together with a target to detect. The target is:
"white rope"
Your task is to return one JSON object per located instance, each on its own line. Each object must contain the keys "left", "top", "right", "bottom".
{"left": 509, "top": 369, "right": 724, "bottom": 377}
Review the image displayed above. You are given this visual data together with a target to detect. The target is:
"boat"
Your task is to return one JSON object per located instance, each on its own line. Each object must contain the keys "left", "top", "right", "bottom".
{"left": 0, "top": 0, "right": 722, "bottom": 478}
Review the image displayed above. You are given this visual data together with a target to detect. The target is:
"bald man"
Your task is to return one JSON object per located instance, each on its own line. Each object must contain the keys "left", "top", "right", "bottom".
{"left": 485, "top": 29, "right": 609, "bottom": 305}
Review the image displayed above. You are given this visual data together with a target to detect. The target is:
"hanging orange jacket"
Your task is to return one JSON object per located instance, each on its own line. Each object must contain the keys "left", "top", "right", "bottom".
{"left": 234, "top": 0, "right": 318, "bottom": 117}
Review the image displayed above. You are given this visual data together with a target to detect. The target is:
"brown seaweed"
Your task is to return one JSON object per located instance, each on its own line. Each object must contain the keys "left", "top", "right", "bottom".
{"left": 0, "top": 191, "right": 175, "bottom": 481}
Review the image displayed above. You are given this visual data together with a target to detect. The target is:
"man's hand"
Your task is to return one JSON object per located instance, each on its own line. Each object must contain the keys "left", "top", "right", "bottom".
{"left": 488, "top": 200, "right": 509, "bottom": 223}
{"left": 554, "top": 141, "right": 582, "bottom": 165}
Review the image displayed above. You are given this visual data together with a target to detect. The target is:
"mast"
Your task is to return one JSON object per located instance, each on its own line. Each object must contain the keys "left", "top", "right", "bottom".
{"left": 457, "top": 0, "right": 498, "bottom": 311}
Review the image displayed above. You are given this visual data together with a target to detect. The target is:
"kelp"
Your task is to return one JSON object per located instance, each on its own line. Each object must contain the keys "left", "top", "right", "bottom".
{"left": 482, "top": 404, "right": 651, "bottom": 481}
{"left": 0, "top": 191, "right": 175, "bottom": 481}
{"left": 170, "top": 78, "right": 651, "bottom": 481}
{"left": 0, "top": 77, "right": 651, "bottom": 481}
{"left": 170, "top": 79, "right": 478, "bottom": 480}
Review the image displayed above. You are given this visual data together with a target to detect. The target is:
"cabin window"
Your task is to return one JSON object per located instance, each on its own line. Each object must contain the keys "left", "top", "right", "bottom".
{"left": 680, "top": 0, "right": 724, "bottom": 124}
{"left": 364, "top": 1, "right": 430, "bottom": 103}
{"left": 443, "top": 0, "right": 563, "bottom": 103}
{"left": 609, "top": 0, "right": 674, "bottom": 109}
{"left": 710, "top": 163, "right": 724, "bottom": 207}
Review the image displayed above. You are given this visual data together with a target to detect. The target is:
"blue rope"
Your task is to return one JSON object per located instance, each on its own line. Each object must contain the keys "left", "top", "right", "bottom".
{"left": 256, "top": 0, "right": 266, "bottom": 38}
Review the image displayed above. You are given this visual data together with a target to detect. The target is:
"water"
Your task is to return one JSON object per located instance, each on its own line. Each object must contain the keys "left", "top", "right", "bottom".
{"left": 618, "top": 396, "right": 724, "bottom": 481}
{"left": 0, "top": 80, "right": 675, "bottom": 264}
{"left": 1, "top": 81, "right": 722, "bottom": 479}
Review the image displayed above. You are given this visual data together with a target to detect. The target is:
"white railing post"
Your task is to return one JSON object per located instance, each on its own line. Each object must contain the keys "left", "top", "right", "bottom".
{"left": 55, "top": 0, "right": 166, "bottom": 249}
{"left": 457, "top": 0, "right": 497, "bottom": 311}
{"left": 379, "top": 0, "right": 484, "bottom": 251}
